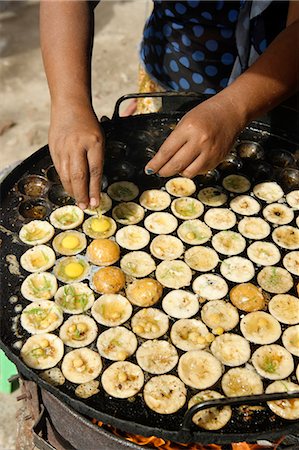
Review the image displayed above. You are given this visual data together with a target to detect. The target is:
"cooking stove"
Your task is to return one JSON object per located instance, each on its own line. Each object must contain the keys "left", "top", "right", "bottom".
{"left": 13, "top": 375, "right": 299, "bottom": 450}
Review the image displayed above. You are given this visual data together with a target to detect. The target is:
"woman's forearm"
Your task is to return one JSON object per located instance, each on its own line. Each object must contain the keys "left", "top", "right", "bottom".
{"left": 40, "top": 0, "right": 95, "bottom": 109}
{"left": 217, "top": 19, "right": 299, "bottom": 126}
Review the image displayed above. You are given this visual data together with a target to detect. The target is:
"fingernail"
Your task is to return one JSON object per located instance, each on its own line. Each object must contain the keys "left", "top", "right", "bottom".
{"left": 145, "top": 168, "right": 154, "bottom": 175}
{"left": 79, "top": 203, "right": 87, "bottom": 210}
{"left": 90, "top": 198, "right": 98, "bottom": 207}
{"left": 156, "top": 172, "right": 162, "bottom": 178}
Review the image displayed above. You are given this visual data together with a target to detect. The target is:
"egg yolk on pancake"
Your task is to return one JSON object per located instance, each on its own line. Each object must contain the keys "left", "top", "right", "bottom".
{"left": 64, "top": 262, "right": 84, "bottom": 278}
{"left": 61, "top": 235, "right": 80, "bottom": 250}
{"left": 91, "top": 218, "right": 110, "bottom": 232}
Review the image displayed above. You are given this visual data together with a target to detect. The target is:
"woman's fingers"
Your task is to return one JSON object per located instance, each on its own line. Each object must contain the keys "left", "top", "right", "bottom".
{"left": 157, "top": 142, "right": 199, "bottom": 178}
{"left": 70, "top": 148, "right": 89, "bottom": 209}
{"left": 145, "top": 130, "right": 187, "bottom": 175}
{"left": 180, "top": 152, "right": 214, "bottom": 178}
{"left": 87, "top": 141, "right": 104, "bottom": 207}
{"left": 58, "top": 153, "right": 73, "bottom": 198}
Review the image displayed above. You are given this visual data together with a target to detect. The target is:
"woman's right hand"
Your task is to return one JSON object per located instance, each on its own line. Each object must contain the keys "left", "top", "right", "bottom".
{"left": 49, "top": 104, "right": 105, "bottom": 210}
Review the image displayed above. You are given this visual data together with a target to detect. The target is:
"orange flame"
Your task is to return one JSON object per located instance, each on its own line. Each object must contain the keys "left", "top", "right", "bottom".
{"left": 92, "top": 419, "right": 284, "bottom": 450}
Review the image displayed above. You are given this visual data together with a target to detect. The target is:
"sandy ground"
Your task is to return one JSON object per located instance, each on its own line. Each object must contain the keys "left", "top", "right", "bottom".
{"left": 0, "top": 0, "right": 148, "bottom": 170}
{"left": 0, "top": 1, "right": 147, "bottom": 448}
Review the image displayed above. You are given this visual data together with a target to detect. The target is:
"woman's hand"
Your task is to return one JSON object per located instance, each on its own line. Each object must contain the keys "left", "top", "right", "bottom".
{"left": 49, "top": 104, "right": 104, "bottom": 209}
{"left": 145, "top": 95, "right": 246, "bottom": 178}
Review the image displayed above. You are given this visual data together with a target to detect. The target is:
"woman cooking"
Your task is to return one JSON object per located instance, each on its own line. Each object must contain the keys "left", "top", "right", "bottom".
{"left": 40, "top": 0, "right": 299, "bottom": 209}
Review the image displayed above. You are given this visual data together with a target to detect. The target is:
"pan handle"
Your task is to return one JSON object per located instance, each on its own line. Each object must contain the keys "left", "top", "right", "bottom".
{"left": 112, "top": 91, "right": 208, "bottom": 119}
{"left": 181, "top": 391, "right": 299, "bottom": 432}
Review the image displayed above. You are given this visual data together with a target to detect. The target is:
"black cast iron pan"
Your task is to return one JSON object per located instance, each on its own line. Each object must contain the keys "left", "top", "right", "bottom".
{"left": 1, "top": 93, "right": 299, "bottom": 444}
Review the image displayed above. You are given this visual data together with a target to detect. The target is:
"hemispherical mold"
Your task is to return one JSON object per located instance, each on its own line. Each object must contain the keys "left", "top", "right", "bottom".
{"left": 48, "top": 184, "right": 75, "bottom": 206}
{"left": 267, "top": 149, "right": 296, "bottom": 169}
{"left": 46, "top": 165, "right": 61, "bottom": 183}
{"left": 245, "top": 160, "right": 274, "bottom": 182}
{"left": 195, "top": 169, "right": 220, "bottom": 186}
{"left": 18, "top": 175, "right": 49, "bottom": 197}
{"left": 236, "top": 141, "right": 265, "bottom": 160}
{"left": 19, "top": 199, "right": 50, "bottom": 220}
{"left": 278, "top": 168, "right": 299, "bottom": 192}
{"left": 217, "top": 154, "right": 243, "bottom": 173}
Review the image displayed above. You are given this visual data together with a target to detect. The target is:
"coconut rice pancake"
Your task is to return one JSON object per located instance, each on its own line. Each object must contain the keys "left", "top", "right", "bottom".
{"left": 230, "top": 195, "right": 261, "bottom": 216}
{"left": 143, "top": 375, "right": 187, "bottom": 414}
{"left": 268, "top": 294, "right": 299, "bottom": 325}
{"left": 210, "top": 333, "right": 251, "bottom": 367}
{"left": 240, "top": 311, "right": 282, "bottom": 345}
{"left": 21, "top": 301, "right": 63, "bottom": 334}
{"left": 54, "top": 282, "right": 94, "bottom": 314}
{"left": 282, "top": 325, "right": 299, "bottom": 357}
{"left": 136, "top": 340, "right": 178, "bottom": 374}
{"left": 184, "top": 246, "right": 219, "bottom": 272}
{"left": 188, "top": 390, "right": 232, "bottom": 430}
{"left": 247, "top": 241, "right": 281, "bottom": 266}
{"left": 50, "top": 205, "right": 84, "bottom": 230}
{"left": 221, "top": 368, "right": 263, "bottom": 397}
{"left": 204, "top": 208, "right": 236, "bottom": 230}
{"left": 257, "top": 266, "right": 293, "bottom": 294}
{"left": 54, "top": 256, "right": 90, "bottom": 283}
{"left": 220, "top": 256, "right": 255, "bottom": 283}
{"left": 21, "top": 333, "right": 64, "bottom": 370}
{"left": 61, "top": 348, "right": 102, "bottom": 384}
{"left": 120, "top": 251, "right": 156, "bottom": 278}
{"left": 83, "top": 216, "right": 117, "bottom": 239}
{"left": 272, "top": 226, "right": 299, "bottom": 250}
{"left": 107, "top": 181, "right": 139, "bottom": 202}
{"left": 229, "top": 283, "right": 265, "bottom": 312}
{"left": 144, "top": 212, "right": 178, "bottom": 235}
{"left": 101, "top": 361, "right": 144, "bottom": 398}
{"left": 131, "top": 308, "right": 169, "bottom": 339}
{"left": 253, "top": 182, "right": 284, "bottom": 203}
{"left": 171, "top": 197, "right": 204, "bottom": 220}
{"left": 96, "top": 327, "right": 138, "bottom": 361}
{"left": 263, "top": 203, "right": 294, "bottom": 225}
{"left": 252, "top": 344, "right": 294, "bottom": 380}
{"left": 84, "top": 193, "right": 112, "bottom": 215}
{"left": 238, "top": 217, "right": 271, "bottom": 240}
{"left": 20, "top": 245, "right": 56, "bottom": 272}
{"left": 200, "top": 300, "right": 239, "bottom": 332}
{"left": 162, "top": 290, "right": 200, "bottom": 319}
{"left": 266, "top": 381, "right": 299, "bottom": 420}
{"left": 211, "top": 231, "right": 246, "bottom": 256}
{"left": 150, "top": 235, "right": 184, "bottom": 260}
{"left": 59, "top": 315, "right": 98, "bottom": 348}
{"left": 139, "top": 189, "right": 171, "bottom": 211}
{"left": 112, "top": 202, "right": 144, "bottom": 225}
{"left": 197, "top": 186, "right": 227, "bottom": 207}
{"left": 156, "top": 260, "right": 192, "bottom": 289}
{"left": 19, "top": 220, "right": 55, "bottom": 245}
{"left": 222, "top": 175, "right": 251, "bottom": 193}
{"left": 283, "top": 251, "right": 299, "bottom": 276}
{"left": 177, "top": 220, "right": 212, "bottom": 245}
{"left": 21, "top": 272, "right": 58, "bottom": 301}
{"left": 52, "top": 230, "right": 87, "bottom": 256}
{"left": 170, "top": 318, "right": 212, "bottom": 352}
{"left": 165, "top": 177, "right": 196, "bottom": 197}
{"left": 91, "top": 294, "right": 132, "bottom": 327}
{"left": 286, "top": 190, "right": 299, "bottom": 209}
{"left": 178, "top": 350, "right": 222, "bottom": 390}
{"left": 125, "top": 278, "right": 163, "bottom": 307}
{"left": 92, "top": 266, "right": 126, "bottom": 294}
{"left": 116, "top": 225, "right": 150, "bottom": 250}
{"left": 192, "top": 274, "right": 228, "bottom": 300}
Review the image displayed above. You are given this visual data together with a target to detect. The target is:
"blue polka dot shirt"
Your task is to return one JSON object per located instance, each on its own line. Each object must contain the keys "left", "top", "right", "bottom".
{"left": 140, "top": 1, "right": 288, "bottom": 93}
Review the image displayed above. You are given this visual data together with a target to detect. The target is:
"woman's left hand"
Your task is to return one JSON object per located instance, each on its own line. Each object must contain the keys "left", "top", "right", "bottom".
{"left": 145, "top": 95, "right": 247, "bottom": 178}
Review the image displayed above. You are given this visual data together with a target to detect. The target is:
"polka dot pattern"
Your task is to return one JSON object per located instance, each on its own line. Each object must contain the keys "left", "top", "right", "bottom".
{"left": 140, "top": 1, "right": 282, "bottom": 93}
